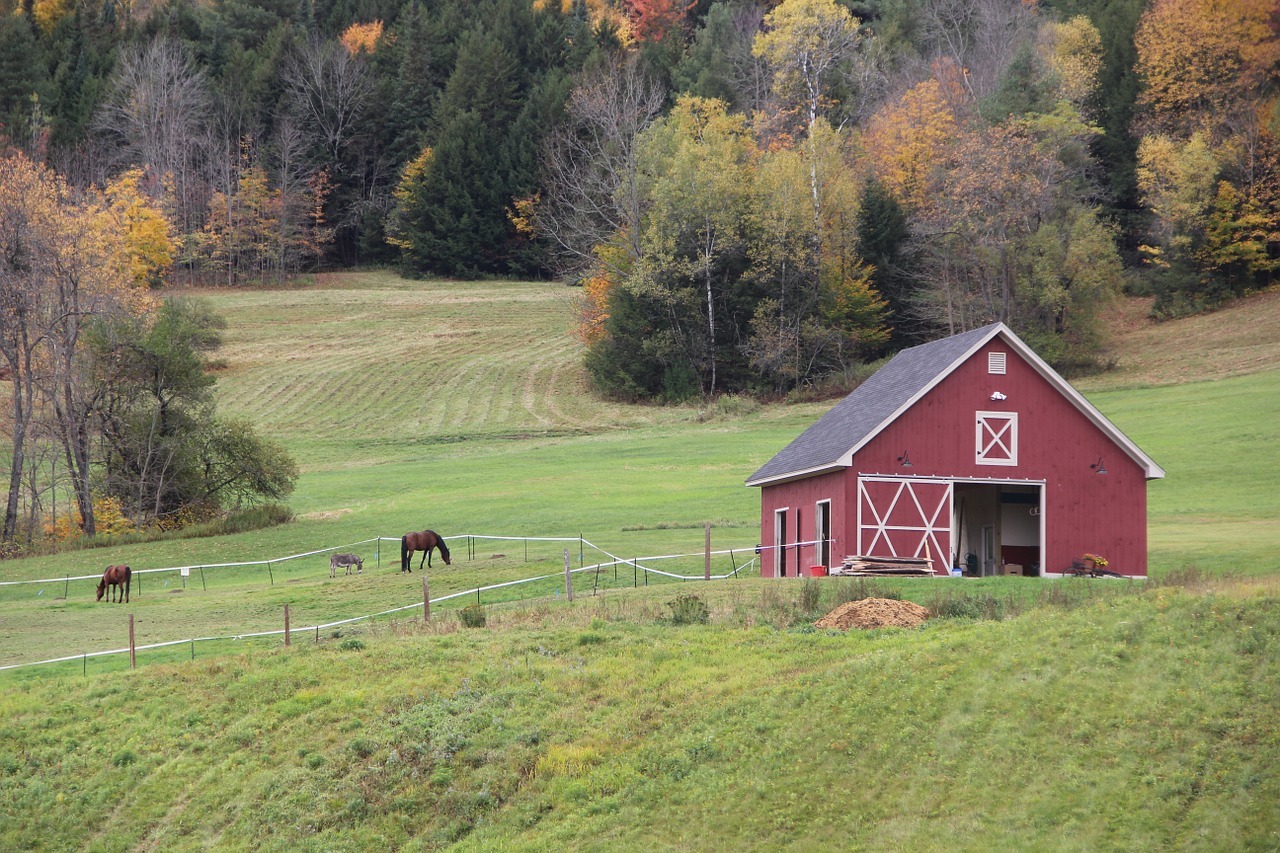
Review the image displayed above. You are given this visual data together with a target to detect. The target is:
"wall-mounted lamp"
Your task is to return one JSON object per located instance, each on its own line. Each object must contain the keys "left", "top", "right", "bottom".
{"left": 898, "top": 452, "right": 914, "bottom": 467}
{"left": 1090, "top": 457, "right": 1108, "bottom": 475}
{"left": 990, "top": 391, "right": 1007, "bottom": 401}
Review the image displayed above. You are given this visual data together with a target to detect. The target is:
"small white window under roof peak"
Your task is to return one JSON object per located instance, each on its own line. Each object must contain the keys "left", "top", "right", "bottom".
{"left": 988, "top": 352, "right": 1007, "bottom": 375}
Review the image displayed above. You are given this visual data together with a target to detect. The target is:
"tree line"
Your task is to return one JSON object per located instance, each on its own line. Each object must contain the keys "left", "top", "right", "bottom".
{"left": 0, "top": 0, "right": 1275, "bottom": 418}
{"left": 538, "top": 0, "right": 1277, "bottom": 397}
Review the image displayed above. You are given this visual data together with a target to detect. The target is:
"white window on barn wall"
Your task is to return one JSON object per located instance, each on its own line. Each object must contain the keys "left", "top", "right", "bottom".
{"left": 774, "top": 508, "right": 788, "bottom": 576}
{"left": 976, "top": 411, "right": 1018, "bottom": 466}
{"left": 988, "top": 352, "right": 1007, "bottom": 374}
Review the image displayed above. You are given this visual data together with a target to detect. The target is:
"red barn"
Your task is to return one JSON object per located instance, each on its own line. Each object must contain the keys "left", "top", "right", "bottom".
{"left": 746, "top": 323, "right": 1164, "bottom": 578}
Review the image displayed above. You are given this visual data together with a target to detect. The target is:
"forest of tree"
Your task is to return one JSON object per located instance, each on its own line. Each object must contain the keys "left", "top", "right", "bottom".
{"left": 1, "top": 0, "right": 1278, "bottom": 404}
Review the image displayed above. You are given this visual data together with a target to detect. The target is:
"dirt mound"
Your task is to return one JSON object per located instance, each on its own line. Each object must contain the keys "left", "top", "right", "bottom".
{"left": 815, "top": 598, "right": 930, "bottom": 630}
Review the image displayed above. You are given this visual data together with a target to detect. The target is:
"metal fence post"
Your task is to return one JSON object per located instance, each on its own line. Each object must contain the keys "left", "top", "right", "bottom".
{"left": 705, "top": 521, "right": 711, "bottom": 581}
{"left": 564, "top": 549, "right": 573, "bottom": 602}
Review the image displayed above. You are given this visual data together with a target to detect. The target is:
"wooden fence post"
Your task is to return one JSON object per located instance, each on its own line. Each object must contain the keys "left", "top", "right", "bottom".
{"left": 423, "top": 575, "right": 431, "bottom": 623}
{"left": 284, "top": 603, "right": 291, "bottom": 647}
{"left": 128, "top": 614, "right": 136, "bottom": 669}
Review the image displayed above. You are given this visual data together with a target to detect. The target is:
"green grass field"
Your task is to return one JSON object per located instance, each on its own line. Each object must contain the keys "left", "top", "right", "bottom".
{"left": 1, "top": 272, "right": 1277, "bottom": 850}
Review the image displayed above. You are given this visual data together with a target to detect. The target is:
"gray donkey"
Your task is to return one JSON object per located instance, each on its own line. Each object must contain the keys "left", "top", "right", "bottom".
{"left": 329, "top": 553, "right": 364, "bottom": 577}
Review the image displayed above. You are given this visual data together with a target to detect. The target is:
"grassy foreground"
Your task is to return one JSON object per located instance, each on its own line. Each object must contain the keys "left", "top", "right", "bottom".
{"left": 1, "top": 273, "right": 1278, "bottom": 850}
{"left": 2, "top": 577, "right": 1278, "bottom": 851}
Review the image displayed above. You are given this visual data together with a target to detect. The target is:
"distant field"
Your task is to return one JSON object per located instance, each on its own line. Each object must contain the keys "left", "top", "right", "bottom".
{"left": 2, "top": 271, "right": 1278, "bottom": 668}
{"left": 199, "top": 271, "right": 728, "bottom": 470}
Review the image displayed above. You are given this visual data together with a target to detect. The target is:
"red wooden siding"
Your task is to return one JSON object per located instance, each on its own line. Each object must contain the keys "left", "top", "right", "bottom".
{"left": 758, "top": 470, "right": 848, "bottom": 577}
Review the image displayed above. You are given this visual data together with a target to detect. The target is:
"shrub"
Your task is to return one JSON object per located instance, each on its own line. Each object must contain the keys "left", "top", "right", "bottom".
{"left": 667, "top": 593, "right": 710, "bottom": 625}
{"left": 799, "top": 579, "right": 822, "bottom": 614}
{"left": 460, "top": 605, "right": 487, "bottom": 628}
{"left": 694, "top": 394, "right": 761, "bottom": 422}
{"left": 927, "top": 590, "right": 1019, "bottom": 621}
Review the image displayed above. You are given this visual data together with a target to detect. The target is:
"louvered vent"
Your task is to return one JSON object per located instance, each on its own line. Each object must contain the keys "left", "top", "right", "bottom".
{"left": 988, "top": 352, "right": 1007, "bottom": 375}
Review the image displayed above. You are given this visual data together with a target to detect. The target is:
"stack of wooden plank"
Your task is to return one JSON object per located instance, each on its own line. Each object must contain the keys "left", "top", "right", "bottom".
{"left": 834, "top": 555, "right": 936, "bottom": 577}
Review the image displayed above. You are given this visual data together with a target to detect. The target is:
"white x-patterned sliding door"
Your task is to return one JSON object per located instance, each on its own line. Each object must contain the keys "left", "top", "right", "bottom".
{"left": 857, "top": 477, "right": 953, "bottom": 572}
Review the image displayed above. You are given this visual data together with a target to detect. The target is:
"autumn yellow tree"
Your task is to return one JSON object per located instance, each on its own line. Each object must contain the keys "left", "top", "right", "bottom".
{"left": 1134, "top": 0, "right": 1279, "bottom": 139}
{"left": 862, "top": 78, "right": 958, "bottom": 212}
{"left": 752, "top": 0, "right": 862, "bottom": 136}
{"left": 0, "top": 150, "right": 152, "bottom": 538}
{"left": 1041, "top": 16, "right": 1103, "bottom": 116}
{"left": 103, "top": 168, "right": 176, "bottom": 288}
{"left": 1132, "top": 0, "right": 1280, "bottom": 306}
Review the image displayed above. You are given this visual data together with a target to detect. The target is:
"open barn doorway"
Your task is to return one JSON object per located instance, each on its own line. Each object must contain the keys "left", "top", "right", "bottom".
{"left": 952, "top": 482, "right": 1043, "bottom": 577}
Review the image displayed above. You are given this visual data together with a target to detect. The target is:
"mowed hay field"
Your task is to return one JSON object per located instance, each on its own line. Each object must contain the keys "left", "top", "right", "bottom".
{"left": 204, "top": 271, "right": 734, "bottom": 468}
{"left": 1, "top": 273, "right": 1279, "bottom": 851}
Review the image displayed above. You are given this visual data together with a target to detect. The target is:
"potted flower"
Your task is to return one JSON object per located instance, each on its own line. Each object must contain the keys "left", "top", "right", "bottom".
{"left": 1081, "top": 553, "right": 1108, "bottom": 570}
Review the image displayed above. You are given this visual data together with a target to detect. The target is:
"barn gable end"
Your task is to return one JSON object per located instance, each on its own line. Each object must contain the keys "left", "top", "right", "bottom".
{"left": 749, "top": 324, "right": 1163, "bottom": 579}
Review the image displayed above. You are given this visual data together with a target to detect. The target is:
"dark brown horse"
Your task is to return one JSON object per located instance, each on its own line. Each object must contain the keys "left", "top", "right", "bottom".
{"left": 96, "top": 564, "right": 132, "bottom": 603}
{"left": 401, "top": 530, "right": 451, "bottom": 572}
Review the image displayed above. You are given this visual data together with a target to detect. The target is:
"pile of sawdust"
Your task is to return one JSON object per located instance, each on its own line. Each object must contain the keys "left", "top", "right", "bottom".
{"left": 815, "top": 598, "right": 930, "bottom": 630}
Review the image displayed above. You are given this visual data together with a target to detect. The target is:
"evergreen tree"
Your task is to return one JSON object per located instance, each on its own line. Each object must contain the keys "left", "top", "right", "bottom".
{"left": 0, "top": 14, "right": 48, "bottom": 150}
{"left": 856, "top": 175, "right": 917, "bottom": 348}
{"left": 673, "top": 1, "right": 751, "bottom": 109}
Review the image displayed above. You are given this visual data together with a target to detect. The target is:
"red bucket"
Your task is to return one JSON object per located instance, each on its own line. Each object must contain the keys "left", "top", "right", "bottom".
{"left": 808, "top": 565, "right": 828, "bottom": 578}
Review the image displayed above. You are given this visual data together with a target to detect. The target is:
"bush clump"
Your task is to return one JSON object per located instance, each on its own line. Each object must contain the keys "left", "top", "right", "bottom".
{"left": 460, "top": 605, "right": 487, "bottom": 628}
{"left": 667, "top": 593, "right": 710, "bottom": 625}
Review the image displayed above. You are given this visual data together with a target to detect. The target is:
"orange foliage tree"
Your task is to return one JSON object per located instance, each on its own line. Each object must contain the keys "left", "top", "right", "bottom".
{"left": 341, "top": 21, "right": 384, "bottom": 55}
{"left": 625, "top": 0, "right": 693, "bottom": 43}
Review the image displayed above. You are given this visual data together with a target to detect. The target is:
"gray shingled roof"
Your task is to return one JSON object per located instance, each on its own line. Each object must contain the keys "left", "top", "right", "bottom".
{"left": 746, "top": 323, "right": 1003, "bottom": 486}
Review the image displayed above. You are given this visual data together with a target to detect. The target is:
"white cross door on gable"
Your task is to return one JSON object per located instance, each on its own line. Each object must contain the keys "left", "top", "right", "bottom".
{"left": 976, "top": 411, "right": 1018, "bottom": 466}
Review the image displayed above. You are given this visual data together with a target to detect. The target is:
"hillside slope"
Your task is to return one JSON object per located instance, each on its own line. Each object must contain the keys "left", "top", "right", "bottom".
{"left": 3, "top": 582, "right": 1278, "bottom": 852}
{"left": 1078, "top": 289, "right": 1280, "bottom": 392}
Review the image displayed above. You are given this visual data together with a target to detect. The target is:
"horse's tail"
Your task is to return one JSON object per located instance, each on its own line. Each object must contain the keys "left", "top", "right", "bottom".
{"left": 401, "top": 535, "right": 409, "bottom": 572}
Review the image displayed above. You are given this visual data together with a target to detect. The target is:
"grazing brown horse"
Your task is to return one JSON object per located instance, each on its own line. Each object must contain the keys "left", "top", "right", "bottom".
{"left": 96, "top": 564, "right": 132, "bottom": 603}
{"left": 401, "top": 530, "right": 451, "bottom": 572}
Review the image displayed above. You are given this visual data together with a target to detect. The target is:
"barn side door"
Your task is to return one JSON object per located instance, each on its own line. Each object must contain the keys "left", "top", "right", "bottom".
{"left": 856, "top": 477, "right": 953, "bottom": 575}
